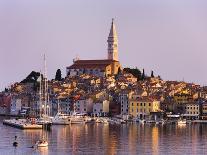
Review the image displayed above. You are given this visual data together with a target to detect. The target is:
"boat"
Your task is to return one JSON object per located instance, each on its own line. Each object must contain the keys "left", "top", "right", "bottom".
{"left": 96, "top": 118, "right": 103, "bottom": 123}
{"left": 52, "top": 100, "right": 70, "bottom": 125}
{"left": 137, "top": 119, "right": 145, "bottom": 124}
{"left": 35, "top": 55, "right": 49, "bottom": 147}
{"left": 177, "top": 119, "right": 187, "bottom": 125}
{"left": 70, "top": 115, "right": 85, "bottom": 124}
{"left": 52, "top": 113, "right": 70, "bottom": 125}
{"left": 70, "top": 113, "right": 92, "bottom": 124}
{"left": 35, "top": 140, "right": 48, "bottom": 147}
{"left": 95, "top": 117, "right": 109, "bottom": 124}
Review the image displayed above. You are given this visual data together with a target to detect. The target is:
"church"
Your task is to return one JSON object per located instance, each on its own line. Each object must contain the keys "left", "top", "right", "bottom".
{"left": 66, "top": 19, "right": 121, "bottom": 77}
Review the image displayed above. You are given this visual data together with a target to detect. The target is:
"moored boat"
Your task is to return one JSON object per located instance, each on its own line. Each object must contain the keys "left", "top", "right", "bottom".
{"left": 177, "top": 119, "right": 187, "bottom": 125}
{"left": 52, "top": 113, "right": 70, "bottom": 125}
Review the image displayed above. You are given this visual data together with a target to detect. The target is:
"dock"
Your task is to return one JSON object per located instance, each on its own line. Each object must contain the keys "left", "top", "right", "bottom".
{"left": 3, "top": 119, "right": 42, "bottom": 129}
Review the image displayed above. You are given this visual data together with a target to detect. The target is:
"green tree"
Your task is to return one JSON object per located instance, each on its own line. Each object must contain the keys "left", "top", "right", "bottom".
{"left": 55, "top": 69, "right": 62, "bottom": 81}
{"left": 117, "top": 67, "right": 122, "bottom": 75}
{"left": 141, "top": 69, "right": 145, "bottom": 80}
{"left": 151, "top": 70, "right": 154, "bottom": 78}
{"left": 123, "top": 67, "right": 141, "bottom": 80}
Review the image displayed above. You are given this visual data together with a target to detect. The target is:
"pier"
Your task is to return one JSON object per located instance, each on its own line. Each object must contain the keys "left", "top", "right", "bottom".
{"left": 3, "top": 119, "right": 42, "bottom": 129}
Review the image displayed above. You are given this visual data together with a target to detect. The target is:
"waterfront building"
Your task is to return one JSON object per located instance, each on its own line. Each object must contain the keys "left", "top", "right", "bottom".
{"left": 92, "top": 100, "right": 109, "bottom": 116}
{"left": 119, "top": 90, "right": 134, "bottom": 115}
{"left": 66, "top": 19, "right": 121, "bottom": 77}
{"left": 0, "top": 94, "right": 11, "bottom": 115}
{"left": 129, "top": 97, "right": 160, "bottom": 119}
{"left": 74, "top": 97, "right": 93, "bottom": 114}
{"left": 10, "top": 96, "right": 22, "bottom": 115}
{"left": 183, "top": 102, "right": 200, "bottom": 119}
{"left": 201, "top": 102, "right": 207, "bottom": 119}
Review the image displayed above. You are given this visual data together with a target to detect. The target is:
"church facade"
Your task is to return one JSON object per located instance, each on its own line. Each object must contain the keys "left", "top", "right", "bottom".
{"left": 66, "top": 19, "right": 121, "bottom": 77}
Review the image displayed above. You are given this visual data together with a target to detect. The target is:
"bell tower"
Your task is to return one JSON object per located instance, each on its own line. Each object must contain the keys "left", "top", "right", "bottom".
{"left": 107, "top": 18, "right": 118, "bottom": 61}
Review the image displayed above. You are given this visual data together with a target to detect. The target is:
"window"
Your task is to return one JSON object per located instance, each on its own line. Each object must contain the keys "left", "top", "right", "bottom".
{"left": 144, "top": 103, "right": 145, "bottom": 106}
{"left": 140, "top": 103, "right": 142, "bottom": 106}
{"left": 132, "top": 103, "right": 134, "bottom": 106}
{"left": 137, "top": 103, "right": 139, "bottom": 106}
{"left": 149, "top": 103, "right": 151, "bottom": 106}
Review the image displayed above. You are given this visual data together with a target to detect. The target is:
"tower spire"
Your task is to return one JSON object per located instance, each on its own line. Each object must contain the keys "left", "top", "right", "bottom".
{"left": 107, "top": 18, "right": 118, "bottom": 61}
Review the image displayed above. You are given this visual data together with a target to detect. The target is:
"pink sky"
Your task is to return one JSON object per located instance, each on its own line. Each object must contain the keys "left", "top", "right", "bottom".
{"left": 1, "top": 0, "right": 207, "bottom": 90}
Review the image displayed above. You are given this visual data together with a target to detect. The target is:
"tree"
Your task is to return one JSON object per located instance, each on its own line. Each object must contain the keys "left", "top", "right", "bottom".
{"left": 141, "top": 69, "right": 145, "bottom": 80}
{"left": 55, "top": 69, "right": 62, "bottom": 81}
{"left": 123, "top": 67, "right": 141, "bottom": 80}
{"left": 151, "top": 70, "right": 154, "bottom": 78}
{"left": 117, "top": 67, "right": 122, "bottom": 75}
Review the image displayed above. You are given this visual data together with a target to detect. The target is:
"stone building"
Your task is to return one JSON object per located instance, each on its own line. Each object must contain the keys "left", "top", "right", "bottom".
{"left": 66, "top": 19, "right": 121, "bottom": 77}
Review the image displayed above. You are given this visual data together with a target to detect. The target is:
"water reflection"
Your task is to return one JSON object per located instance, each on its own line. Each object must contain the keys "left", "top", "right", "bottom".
{"left": 152, "top": 126, "right": 158, "bottom": 155}
{"left": 1, "top": 119, "right": 207, "bottom": 155}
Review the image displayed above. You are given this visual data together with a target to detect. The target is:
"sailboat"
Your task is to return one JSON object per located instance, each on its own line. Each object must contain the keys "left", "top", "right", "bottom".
{"left": 36, "top": 55, "right": 52, "bottom": 126}
{"left": 52, "top": 99, "right": 70, "bottom": 125}
{"left": 35, "top": 55, "right": 50, "bottom": 148}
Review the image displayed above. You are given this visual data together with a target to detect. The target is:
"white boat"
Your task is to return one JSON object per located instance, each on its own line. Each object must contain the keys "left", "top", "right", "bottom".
{"left": 177, "top": 119, "right": 187, "bottom": 125}
{"left": 96, "top": 118, "right": 103, "bottom": 123}
{"left": 70, "top": 113, "right": 92, "bottom": 124}
{"left": 138, "top": 119, "right": 145, "bottom": 124}
{"left": 52, "top": 113, "right": 70, "bottom": 125}
{"left": 70, "top": 115, "right": 85, "bottom": 124}
{"left": 95, "top": 118, "right": 109, "bottom": 124}
{"left": 35, "top": 140, "right": 48, "bottom": 147}
{"left": 84, "top": 117, "right": 93, "bottom": 123}
{"left": 52, "top": 100, "right": 70, "bottom": 125}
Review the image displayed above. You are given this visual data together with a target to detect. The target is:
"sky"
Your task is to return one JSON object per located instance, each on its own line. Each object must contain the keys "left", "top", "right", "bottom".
{"left": 1, "top": 0, "right": 207, "bottom": 90}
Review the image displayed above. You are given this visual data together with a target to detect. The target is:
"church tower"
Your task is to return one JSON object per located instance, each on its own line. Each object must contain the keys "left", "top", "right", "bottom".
{"left": 107, "top": 19, "right": 118, "bottom": 61}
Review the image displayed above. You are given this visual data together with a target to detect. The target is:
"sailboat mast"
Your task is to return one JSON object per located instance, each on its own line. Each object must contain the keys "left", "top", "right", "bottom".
{"left": 44, "top": 54, "right": 47, "bottom": 116}
{"left": 39, "top": 71, "right": 42, "bottom": 117}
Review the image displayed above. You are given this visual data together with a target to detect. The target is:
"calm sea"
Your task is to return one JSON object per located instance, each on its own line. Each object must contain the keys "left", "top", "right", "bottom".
{"left": 0, "top": 117, "right": 206, "bottom": 155}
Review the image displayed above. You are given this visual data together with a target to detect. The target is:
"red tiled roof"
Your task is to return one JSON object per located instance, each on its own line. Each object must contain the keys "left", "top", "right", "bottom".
{"left": 67, "top": 59, "right": 119, "bottom": 69}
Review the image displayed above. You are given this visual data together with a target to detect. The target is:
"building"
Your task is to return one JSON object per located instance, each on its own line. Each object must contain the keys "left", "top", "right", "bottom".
{"left": 119, "top": 90, "right": 134, "bottom": 115}
{"left": 92, "top": 100, "right": 109, "bottom": 116}
{"left": 74, "top": 98, "right": 93, "bottom": 114}
{"left": 174, "top": 93, "right": 193, "bottom": 104}
{"left": 201, "top": 102, "right": 207, "bottom": 119}
{"left": 129, "top": 97, "right": 160, "bottom": 119}
{"left": 66, "top": 19, "right": 121, "bottom": 77}
{"left": 10, "top": 96, "right": 22, "bottom": 115}
{"left": 0, "top": 94, "right": 11, "bottom": 115}
{"left": 183, "top": 103, "right": 200, "bottom": 119}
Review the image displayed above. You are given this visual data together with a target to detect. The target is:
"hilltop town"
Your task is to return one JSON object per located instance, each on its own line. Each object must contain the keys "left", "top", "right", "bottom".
{"left": 1, "top": 19, "right": 207, "bottom": 121}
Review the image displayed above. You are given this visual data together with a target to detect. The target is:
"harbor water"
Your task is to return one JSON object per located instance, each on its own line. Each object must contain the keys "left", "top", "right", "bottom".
{"left": 0, "top": 117, "right": 207, "bottom": 155}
